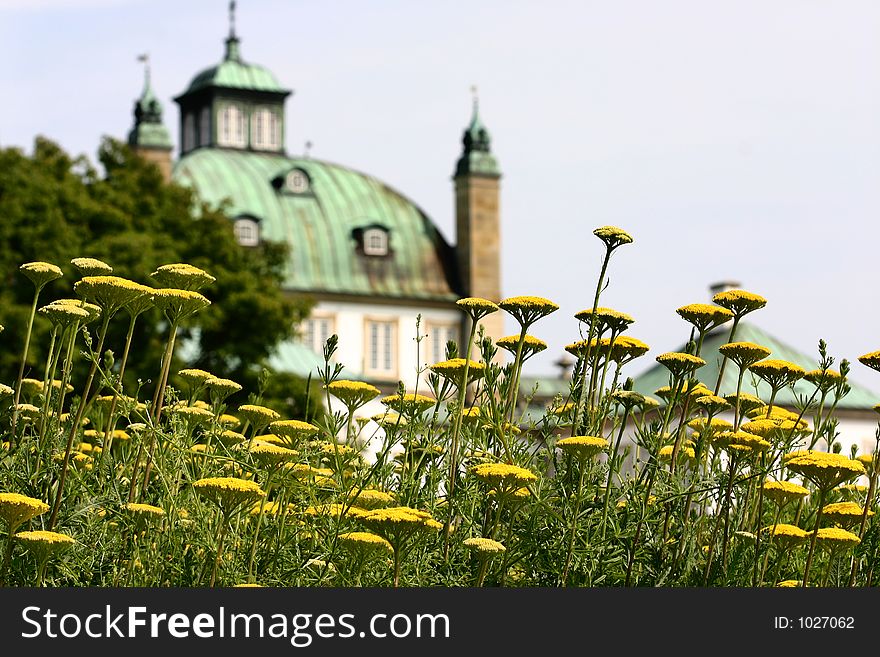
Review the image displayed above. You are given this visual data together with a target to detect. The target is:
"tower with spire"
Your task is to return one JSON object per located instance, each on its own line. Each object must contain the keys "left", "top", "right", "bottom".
{"left": 454, "top": 90, "right": 504, "bottom": 348}
{"left": 128, "top": 54, "right": 173, "bottom": 181}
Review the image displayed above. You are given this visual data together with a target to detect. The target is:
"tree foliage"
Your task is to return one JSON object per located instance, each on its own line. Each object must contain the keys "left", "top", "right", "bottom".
{"left": 0, "top": 136, "right": 315, "bottom": 406}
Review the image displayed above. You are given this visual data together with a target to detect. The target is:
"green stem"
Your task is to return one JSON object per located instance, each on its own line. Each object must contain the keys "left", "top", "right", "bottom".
{"left": 802, "top": 488, "right": 827, "bottom": 587}
{"left": 12, "top": 289, "right": 41, "bottom": 439}
{"left": 560, "top": 460, "right": 587, "bottom": 586}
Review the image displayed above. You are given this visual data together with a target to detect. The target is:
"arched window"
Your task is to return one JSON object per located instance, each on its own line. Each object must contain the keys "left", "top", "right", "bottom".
{"left": 363, "top": 227, "right": 389, "bottom": 256}
{"left": 285, "top": 169, "right": 310, "bottom": 194}
{"left": 233, "top": 217, "right": 260, "bottom": 247}
{"left": 218, "top": 104, "right": 247, "bottom": 148}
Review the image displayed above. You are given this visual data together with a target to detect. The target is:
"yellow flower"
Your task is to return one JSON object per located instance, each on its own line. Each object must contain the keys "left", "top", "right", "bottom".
{"left": 471, "top": 462, "right": 538, "bottom": 489}
{"left": 237, "top": 404, "right": 281, "bottom": 425}
{"left": 338, "top": 531, "right": 393, "bottom": 555}
{"left": 361, "top": 506, "right": 442, "bottom": 535}
{"left": 687, "top": 417, "right": 732, "bottom": 434}
{"left": 14, "top": 530, "right": 76, "bottom": 560}
{"left": 463, "top": 537, "right": 506, "bottom": 555}
{"left": 749, "top": 359, "right": 806, "bottom": 389}
{"left": 169, "top": 405, "right": 214, "bottom": 426}
{"left": 593, "top": 225, "right": 633, "bottom": 249}
{"left": 429, "top": 359, "right": 486, "bottom": 385}
{"left": 250, "top": 443, "right": 300, "bottom": 468}
{"left": 608, "top": 336, "right": 650, "bottom": 362}
{"left": 456, "top": 297, "right": 499, "bottom": 319}
{"left": 53, "top": 298, "right": 102, "bottom": 323}
{"left": 326, "top": 380, "right": 381, "bottom": 408}
{"left": 764, "top": 524, "right": 809, "bottom": 545}
{"left": 821, "top": 502, "right": 873, "bottom": 527}
{"left": 205, "top": 377, "right": 242, "bottom": 400}
{"left": 655, "top": 352, "right": 706, "bottom": 377}
{"left": 723, "top": 392, "right": 764, "bottom": 414}
{"left": 718, "top": 342, "right": 771, "bottom": 369}
{"left": 216, "top": 414, "right": 241, "bottom": 429}
{"left": 556, "top": 436, "right": 608, "bottom": 459}
{"left": 803, "top": 369, "right": 844, "bottom": 391}
{"left": 785, "top": 452, "right": 865, "bottom": 490}
{"left": 216, "top": 430, "right": 247, "bottom": 446}
{"left": 856, "top": 453, "right": 879, "bottom": 475}
{"left": 269, "top": 419, "right": 321, "bottom": 445}
{"left": 693, "top": 395, "right": 730, "bottom": 415}
{"left": 151, "top": 288, "right": 211, "bottom": 321}
{"left": 0, "top": 493, "right": 50, "bottom": 533}
{"left": 676, "top": 303, "right": 734, "bottom": 332}
{"left": 15, "top": 404, "right": 41, "bottom": 421}
{"left": 19, "top": 261, "right": 63, "bottom": 288}
{"left": 776, "top": 580, "right": 802, "bottom": 587}
{"left": 659, "top": 444, "right": 696, "bottom": 461}
{"left": 74, "top": 276, "right": 149, "bottom": 314}
{"left": 712, "top": 289, "right": 767, "bottom": 318}
{"left": 762, "top": 481, "right": 810, "bottom": 506}
{"left": 123, "top": 503, "right": 166, "bottom": 526}
{"left": 857, "top": 350, "right": 880, "bottom": 373}
{"left": 380, "top": 393, "right": 436, "bottom": 417}
{"left": 38, "top": 301, "right": 90, "bottom": 327}
{"left": 495, "top": 334, "right": 548, "bottom": 360}
{"left": 498, "top": 296, "right": 559, "bottom": 328}
{"left": 574, "top": 307, "right": 635, "bottom": 333}
{"left": 713, "top": 430, "right": 771, "bottom": 453}
{"left": 609, "top": 391, "right": 645, "bottom": 410}
{"left": 813, "top": 527, "right": 860, "bottom": 550}
{"left": 70, "top": 257, "right": 113, "bottom": 275}
{"left": 177, "top": 368, "right": 214, "bottom": 387}
{"left": 150, "top": 263, "right": 216, "bottom": 291}
{"left": 193, "top": 477, "right": 265, "bottom": 512}
{"left": 304, "top": 503, "right": 369, "bottom": 519}
{"left": 349, "top": 489, "right": 395, "bottom": 510}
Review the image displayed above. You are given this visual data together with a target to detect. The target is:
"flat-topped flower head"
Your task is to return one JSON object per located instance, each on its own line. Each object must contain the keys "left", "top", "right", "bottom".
{"left": 723, "top": 392, "right": 766, "bottom": 414}
{"left": 785, "top": 451, "right": 865, "bottom": 491}
{"left": 152, "top": 288, "right": 211, "bottom": 322}
{"left": 123, "top": 503, "right": 165, "bottom": 528}
{"left": 593, "top": 225, "right": 633, "bottom": 250}
{"left": 608, "top": 336, "right": 650, "bottom": 362}
{"left": 169, "top": 404, "right": 213, "bottom": 426}
{"left": 659, "top": 444, "right": 696, "bottom": 461}
{"left": 218, "top": 414, "right": 241, "bottom": 429}
{"left": 762, "top": 480, "right": 810, "bottom": 506}
{"left": 74, "top": 276, "right": 148, "bottom": 315}
{"left": 471, "top": 462, "right": 538, "bottom": 489}
{"left": 269, "top": 419, "right": 321, "bottom": 445}
{"left": 656, "top": 352, "right": 706, "bottom": 378}
{"left": 14, "top": 530, "right": 76, "bottom": 561}
{"left": 776, "top": 580, "right": 803, "bottom": 587}
{"left": 765, "top": 524, "right": 809, "bottom": 545}
{"left": 205, "top": 377, "right": 242, "bottom": 401}
{"left": 237, "top": 404, "right": 281, "bottom": 427}
{"left": 338, "top": 531, "right": 393, "bottom": 555}
{"left": 0, "top": 493, "right": 50, "bottom": 533}
{"left": 70, "top": 257, "right": 112, "bottom": 276}
{"left": 556, "top": 436, "right": 608, "bottom": 459}
{"left": 813, "top": 527, "right": 860, "bottom": 550}
{"left": 326, "top": 380, "right": 381, "bottom": 409}
{"left": 610, "top": 390, "right": 646, "bottom": 410}
{"left": 371, "top": 412, "right": 407, "bottom": 429}
{"left": 495, "top": 334, "right": 547, "bottom": 361}
{"left": 380, "top": 393, "right": 436, "bottom": 417}
{"left": 749, "top": 359, "right": 806, "bottom": 390}
{"left": 0, "top": 384, "right": 13, "bottom": 399}
{"left": 857, "top": 350, "right": 880, "bottom": 373}
{"left": 574, "top": 307, "right": 635, "bottom": 334}
{"left": 216, "top": 430, "right": 246, "bottom": 447}
{"left": 718, "top": 342, "right": 771, "bottom": 369}
{"left": 693, "top": 394, "right": 731, "bottom": 415}
{"left": 20, "top": 261, "right": 63, "bottom": 289}
{"left": 429, "top": 359, "right": 485, "bottom": 386}
{"left": 803, "top": 368, "right": 844, "bottom": 392}
{"left": 15, "top": 403, "right": 41, "bottom": 422}
{"left": 463, "top": 537, "right": 506, "bottom": 556}
{"left": 349, "top": 489, "right": 395, "bottom": 510}
{"left": 856, "top": 453, "right": 879, "bottom": 475}
{"left": 713, "top": 430, "right": 771, "bottom": 454}
{"left": 499, "top": 296, "right": 559, "bottom": 328}
{"left": 676, "top": 303, "right": 734, "bottom": 333}
{"left": 193, "top": 477, "right": 265, "bottom": 512}
{"left": 177, "top": 368, "right": 214, "bottom": 389}
{"left": 19, "top": 378, "right": 44, "bottom": 399}
{"left": 53, "top": 298, "right": 102, "bottom": 324}
{"left": 361, "top": 506, "right": 442, "bottom": 536}
{"left": 821, "top": 501, "right": 873, "bottom": 527}
{"left": 38, "top": 300, "right": 90, "bottom": 327}
{"left": 150, "top": 263, "right": 216, "bottom": 291}
{"left": 250, "top": 443, "right": 299, "bottom": 468}
{"left": 456, "top": 297, "right": 499, "bottom": 320}
{"left": 712, "top": 289, "right": 767, "bottom": 318}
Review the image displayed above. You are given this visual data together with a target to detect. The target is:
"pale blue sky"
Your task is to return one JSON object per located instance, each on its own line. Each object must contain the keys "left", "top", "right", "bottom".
{"left": 2, "top": 0, "right": 880, "bottom": 390}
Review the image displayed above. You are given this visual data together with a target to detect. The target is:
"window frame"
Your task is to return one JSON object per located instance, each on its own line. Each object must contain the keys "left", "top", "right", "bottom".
{"left": 363, "top": 227, "right": 389, "bottom": 256}
{"left": 425, "top": 321, "right": 460, "bottom": 366}
{"left": 233, "top": 217, "right": 260, "bottom": 247}
{"left": 363, "top": 317, "right": 398, "bottom": 380}
{"left": 300, "top": 313, "right": 336, "bottom": 357}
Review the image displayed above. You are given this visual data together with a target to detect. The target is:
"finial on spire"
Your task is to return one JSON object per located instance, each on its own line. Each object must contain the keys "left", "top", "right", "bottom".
{"left": 470, "top": 84, "right": 479, "bottom": 117}
{"left": 224, "top": 0, "right": 241, "bottom": 61}
{"left": 304, "top": 140, "right": 313, "bottom": 158}
{"left": 137, "top": 53, "right": 151, "bottom": 90}
{"left": 229, "top": 0, "right": 237, "bottom": 39}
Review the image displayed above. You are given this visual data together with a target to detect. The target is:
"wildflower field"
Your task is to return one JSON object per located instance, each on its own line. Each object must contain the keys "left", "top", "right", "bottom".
{"left": 2, "top": 227, "right": 879, "bottom": 588}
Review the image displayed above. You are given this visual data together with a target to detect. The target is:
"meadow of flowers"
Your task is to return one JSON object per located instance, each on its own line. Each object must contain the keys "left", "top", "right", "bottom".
{"left": 1, "top": 227, "right": 879, "bottom": 588}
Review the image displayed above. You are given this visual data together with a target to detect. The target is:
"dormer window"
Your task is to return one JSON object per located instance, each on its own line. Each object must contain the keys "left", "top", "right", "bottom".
{"left": 363, "top": 227, "right": 389, "bottom": 256}
{"left": 285, "top": 168, "right": 310, "bottom": 194}
{"left": 233, "top": 216, "right": 260, "bottom": 246}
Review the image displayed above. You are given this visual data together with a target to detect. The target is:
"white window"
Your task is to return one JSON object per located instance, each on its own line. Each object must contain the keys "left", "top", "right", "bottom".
{"left": 217, "top": 104, "right": 247, "bottom": 148}
{"left": 363, "top": 228, "right": 388, "bottom": 256}
{"left": 427, "top": 323, "right": 460, "bottom": 365}
{"left": 365, "top": 319, "right": 396, "bottom": 378}
{"left": 233, "top": 218, "right": 260, "bottom": 246}
{"left": 286, "top": 169, "right": 309, "bottom": 193}
{"left": 199, "top": 106, "right": 211, "bottom": 146}
{"left": 183, "top": 113, "right": 195, "bottom": 152}
{"left": 251, "top": 107, "right": 281, "bottom": 150}
{"left": 301, "top": 316, "right": 334, "bottom": 356}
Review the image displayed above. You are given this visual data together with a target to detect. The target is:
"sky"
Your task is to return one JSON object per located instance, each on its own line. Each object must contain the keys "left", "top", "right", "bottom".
{"left": 2, "top": 0, "right": 880, "bottom": 391}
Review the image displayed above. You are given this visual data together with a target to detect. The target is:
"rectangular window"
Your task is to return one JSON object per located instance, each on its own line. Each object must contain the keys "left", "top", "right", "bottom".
{"left": 199, "top": 107, "right": 211, "bottom": 146}
{"left": 300, "top": 316, "right": 334, "bottom": 356}
{"left": 426, "top": 322, "right": 460, "bottom": 365}
{"left": 365, "top": 319, "right": 397, "bottom": 379}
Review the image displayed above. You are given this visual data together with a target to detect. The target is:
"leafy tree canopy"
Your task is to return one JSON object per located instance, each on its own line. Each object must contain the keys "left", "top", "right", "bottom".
{"left": 0, "top": 136, "right": 316, "bottom": 408}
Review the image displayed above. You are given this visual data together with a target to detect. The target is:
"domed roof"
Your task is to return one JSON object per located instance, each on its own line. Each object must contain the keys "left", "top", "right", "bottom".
{"left": 182, "top": 37, "right": 289, "bottom": 96}
{"left": 172, "top": 149, "right": 460, "bottom": 302}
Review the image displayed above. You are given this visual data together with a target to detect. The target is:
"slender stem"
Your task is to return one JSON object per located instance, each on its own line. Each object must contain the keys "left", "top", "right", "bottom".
{"left": 560, "top": 460, "right": 587, "bottom": 586}
{"left": 599, "top": 406, "right": 631, "bottom": 540}
{"left": 802, "top": 488, "right": 827, "bottom": 587}
{"left": 12, "top": 290, "right": 42, "bottom": 439}
{"left": 209, "top": 518, "right": 230, "bottom": 588}
{"left": 712, "top": 317, "right": 740, "bottom": 395}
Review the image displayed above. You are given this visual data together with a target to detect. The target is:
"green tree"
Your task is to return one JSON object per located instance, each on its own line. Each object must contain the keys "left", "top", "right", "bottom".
{"left": 0, "top": 136, "right": 316, "bottom": 409}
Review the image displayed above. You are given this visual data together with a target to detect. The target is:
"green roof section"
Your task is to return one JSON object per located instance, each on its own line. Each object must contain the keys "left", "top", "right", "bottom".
{"left": 632, "top": 322, "right": 879, "bottom": 410}
{"left": 182, "top": 36, "right": 289, "bottom": 96}
{"left": 128, "top": 64, "right": 172, "bottom": 150}
{"left": 268, "top": 341, "right": 364, "bottom": 381}
{"left": 173, "top": 149, "right": 460, "bottom": 301}
{"left": 455, "top": 98, "right": 500, "bottom": 178}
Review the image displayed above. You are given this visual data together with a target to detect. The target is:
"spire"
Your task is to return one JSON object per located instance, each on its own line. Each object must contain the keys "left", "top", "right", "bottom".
{"left": 454, "top": 86, "right": 500, "bottom": 178}
{"left": 224, "top": 0, "right": 241, "bottom": 62}
{"left": 128, "top": 53, "right": 172, "bottom": 152}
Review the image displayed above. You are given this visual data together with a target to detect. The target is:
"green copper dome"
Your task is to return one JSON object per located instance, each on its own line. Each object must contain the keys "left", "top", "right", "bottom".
{"left": 172, "top": 149, "right": 460, "bottom": 301}
{"left": 128, "top": 66, "right": 172, "bottom": 150}
{"left": 183, "top": 36, "right": 289, "bottom": 95}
